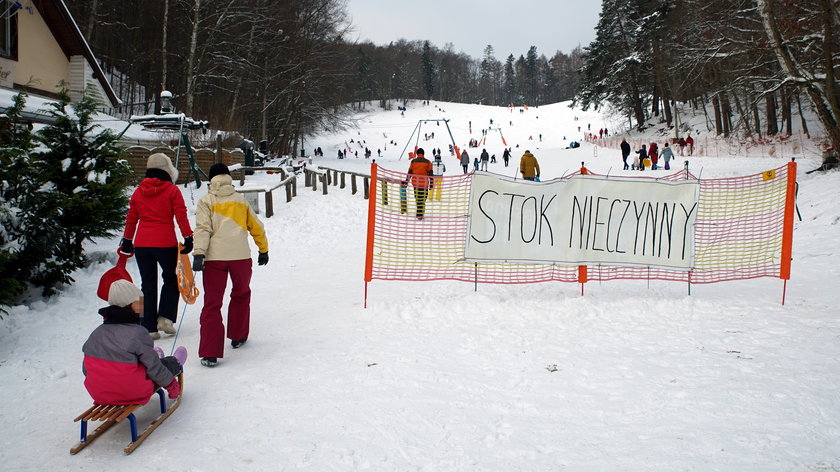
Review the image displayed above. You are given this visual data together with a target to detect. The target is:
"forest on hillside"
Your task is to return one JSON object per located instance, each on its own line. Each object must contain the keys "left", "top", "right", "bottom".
{"left": 66, "top": 0, "right": 580, "bottom": 156}
{"left": 66, "top": 0, "right": 839, "bottom": 164}
{"left": 577, "top": 0, "right": 840, "bottom": 163}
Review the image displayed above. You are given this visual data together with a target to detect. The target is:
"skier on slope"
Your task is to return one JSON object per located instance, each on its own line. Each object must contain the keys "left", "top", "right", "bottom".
{"left": 480, "top": 148, "right": 490, "bottom": 171}
{"left": 620, "top": 138, "right": 631, "bottom": 170}
{"left": 460, "top": 149, "right": 471, "bottom": 174}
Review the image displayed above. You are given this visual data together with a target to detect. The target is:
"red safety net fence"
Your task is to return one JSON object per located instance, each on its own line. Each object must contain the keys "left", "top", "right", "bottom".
{"left": 364, "top": 161, "right": 796, "bottom": 298}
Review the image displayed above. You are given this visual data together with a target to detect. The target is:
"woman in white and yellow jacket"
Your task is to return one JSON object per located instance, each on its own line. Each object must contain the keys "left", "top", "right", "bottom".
{"left": 192, "top": 164, "right": 269, "bottom": 367}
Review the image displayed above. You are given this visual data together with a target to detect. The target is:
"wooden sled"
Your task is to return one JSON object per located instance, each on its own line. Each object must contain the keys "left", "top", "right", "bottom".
{"left": 70, "top": 373, "right": 183, "bottom": 455}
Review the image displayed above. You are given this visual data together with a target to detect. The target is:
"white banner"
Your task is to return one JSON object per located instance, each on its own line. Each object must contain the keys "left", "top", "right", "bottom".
{"left": 465, "top": 173, "right": 700, "bottom": 269}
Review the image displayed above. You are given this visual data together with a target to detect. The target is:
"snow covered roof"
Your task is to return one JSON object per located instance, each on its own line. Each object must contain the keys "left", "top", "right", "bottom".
{"left": 130, "top": 113, "right": 209, "bottom": 132}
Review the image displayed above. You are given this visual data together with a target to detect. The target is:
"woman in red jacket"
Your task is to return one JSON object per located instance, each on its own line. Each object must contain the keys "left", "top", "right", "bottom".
{"left": 120, "top": 153, "right": 193, "bottom": 339}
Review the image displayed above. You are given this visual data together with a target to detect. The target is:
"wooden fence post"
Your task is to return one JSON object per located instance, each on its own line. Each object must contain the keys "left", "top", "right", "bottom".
{"left": 363, "top": 177, "right": 370, "bottom": 199}
{"left": 265, "top": 190, "right": 274, "bottom": 218}
{"left": 285, "top": 181, "right": 292, "bottom": 203}
{"left": 340, "top": 172, "right": 346, "bottom": 189}
{"left": 321, "top": 174, "right": 328, "bottom": 195}
{"left": 351, "top": 175, "right": 358, "bottom": 194}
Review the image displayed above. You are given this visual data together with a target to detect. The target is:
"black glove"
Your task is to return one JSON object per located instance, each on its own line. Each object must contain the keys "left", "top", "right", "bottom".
{"left": 192, "top": 254, "right": 204, "bottom": 272}
{"left": 257, "top": 252, "right": 269, "bottom": 266}
{"left": 119, "top": 238, "right": 134, "bottom": 255}
{"left": 180, "top": 236, "right": 193, "bottom": 254}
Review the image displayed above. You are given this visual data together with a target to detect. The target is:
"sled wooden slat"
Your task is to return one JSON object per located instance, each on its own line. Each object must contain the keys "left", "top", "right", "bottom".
{"left": 70, "top": 373, "right": 183, "bottom": 455}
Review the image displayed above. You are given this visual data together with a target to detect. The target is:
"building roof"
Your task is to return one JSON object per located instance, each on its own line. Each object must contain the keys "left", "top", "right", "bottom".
{"left": 31, "top": 0, "right": 121, "bottom": 107}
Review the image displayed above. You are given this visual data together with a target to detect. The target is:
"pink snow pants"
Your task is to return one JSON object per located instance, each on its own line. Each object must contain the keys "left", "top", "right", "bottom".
{"left": 198, "top": 259, "right": 252, "bottom": 358}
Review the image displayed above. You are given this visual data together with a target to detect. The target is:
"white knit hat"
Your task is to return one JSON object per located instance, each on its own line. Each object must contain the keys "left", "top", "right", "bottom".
{"left": 108, "top": 280, "right": 143, "bottom": 307}
{"left": 147, "top": 153, "right": 179, "bottom": 182}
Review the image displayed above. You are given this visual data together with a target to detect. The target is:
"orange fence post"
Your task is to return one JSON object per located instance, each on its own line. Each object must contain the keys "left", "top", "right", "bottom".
{"left": 578, "top": 163, "right": 589, "bottom": 295}
{"left": 363, "top": 163, "right": 379, "bottom": 307}
{"left": 779, "top": 160, "right": 797, "bottom": 305}
{"left": 780, "top": 160, "right": 796, "bottom": 280}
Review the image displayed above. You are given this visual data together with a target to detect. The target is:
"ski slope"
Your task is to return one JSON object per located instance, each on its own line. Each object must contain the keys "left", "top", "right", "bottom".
{"left": 1, "top": 100, "right": 838, "bottom": 471}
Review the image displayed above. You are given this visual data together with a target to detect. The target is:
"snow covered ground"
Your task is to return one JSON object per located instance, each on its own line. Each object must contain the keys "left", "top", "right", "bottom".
{"left": 1, "top": 100, "right": 839, "bottom": 471}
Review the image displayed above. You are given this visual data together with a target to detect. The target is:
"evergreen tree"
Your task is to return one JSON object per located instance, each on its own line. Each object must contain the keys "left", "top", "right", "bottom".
{"left": 479, "top": 45, "right": 502, "bottom": 105}
{"left": 421, "top": 41, "right": 436, "bottom": 99}
{"left": 503, "top": 54, "right": 516, "bottom": 105}
{"left": 576, "top": 0, "right": 649, "bottom": 129}
{"left": 30, "top": 91, "right": 132, "bottom": 293}
{"left": 524, "top": 46, "right": 539, "bottom": 104}
{"left": 0, "top": 92, "right": 37, "bottom": 307}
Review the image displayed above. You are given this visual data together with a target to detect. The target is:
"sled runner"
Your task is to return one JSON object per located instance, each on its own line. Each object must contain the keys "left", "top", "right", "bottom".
{"left": 96, "top": 250, "right": 133, "bottom": 301}
{"left": 177, "top": 244, "right": 199, "bottom": 304}
{"left": 70, "top": 373, "right": 183, "bottom": 455}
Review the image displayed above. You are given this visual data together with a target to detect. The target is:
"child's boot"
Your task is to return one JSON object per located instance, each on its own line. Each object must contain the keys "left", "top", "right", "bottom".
{"left": 173, "top": 346, "right": 188, "bottom": 365}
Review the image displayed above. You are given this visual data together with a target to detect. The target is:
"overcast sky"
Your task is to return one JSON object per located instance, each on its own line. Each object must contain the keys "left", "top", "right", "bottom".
{"left": 343, "top": 0, "right": 602, "bottom": 60}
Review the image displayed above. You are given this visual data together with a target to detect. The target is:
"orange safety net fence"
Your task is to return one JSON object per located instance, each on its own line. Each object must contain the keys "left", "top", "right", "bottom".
{"left": 364, "top": 162, "right": 796, "bottom": 287}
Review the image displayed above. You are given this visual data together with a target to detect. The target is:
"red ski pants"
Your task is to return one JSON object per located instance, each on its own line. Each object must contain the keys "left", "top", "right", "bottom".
{"left": 198, "top": 259, "right": 252, "bottom": 358}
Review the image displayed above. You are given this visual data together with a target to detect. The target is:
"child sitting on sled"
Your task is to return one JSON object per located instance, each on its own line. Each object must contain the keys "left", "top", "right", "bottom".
{"left": 82, "top": 280, "right": 186, "bottom": 405}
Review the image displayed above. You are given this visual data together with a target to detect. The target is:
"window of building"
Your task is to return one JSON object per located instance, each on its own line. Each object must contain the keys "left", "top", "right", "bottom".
{"left": 0, "top": 0, "right": 19, "bottom": 59}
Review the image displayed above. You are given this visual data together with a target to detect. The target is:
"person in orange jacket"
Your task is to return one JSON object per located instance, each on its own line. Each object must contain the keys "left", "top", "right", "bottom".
{"left": 407, "top": 148, "right": 433, "bottom": 219}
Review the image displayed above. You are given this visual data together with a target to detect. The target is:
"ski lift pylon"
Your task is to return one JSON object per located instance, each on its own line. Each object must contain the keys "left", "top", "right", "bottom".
{"left": 398, "top": 118, "right": 461, "bottom": 160}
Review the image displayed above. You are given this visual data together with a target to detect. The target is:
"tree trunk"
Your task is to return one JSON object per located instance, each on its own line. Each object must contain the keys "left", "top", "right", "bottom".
{"left": 712, "top": 94, "right": 723, "bottom": 135}
{"left": 758, "top": 0, "right": 840, "bottom": 168}
{"left": 751, "top": 85, "right": 763, "bottom": 137}
{"left": 184, "top": 0, "right": 202, "bottom": 115}
{"left": 795, "top": 92, "right": 810, "bottom": 138}
{"left": 721, "top": 93, "right": 732, "bottom": 137}
{"left": 781, "top": 87, "right": 793, "bottom": 135}
{"left": 651, "top": 85, "right": 660, "bottom": 118}
{"left": 766, "top": 93, "right": 778, "bottom": 135}
{"left": 732, "top": 91, "right": 751, "bottom": 138}
{"left": 85, "top": 0, "right": 98, "bottom": 41}
{"left": 161, "top": 0, "right": 169, "bottom": 93}
{"left": 228, "top": 14, "right": 258, "bottom": 129}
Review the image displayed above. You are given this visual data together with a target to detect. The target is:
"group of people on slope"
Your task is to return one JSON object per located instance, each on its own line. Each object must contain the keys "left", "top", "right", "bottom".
{"left": 404, "top": 148, "right": 541, "bottom": 219}
{"left": 455, "top": 147, "right": 522, "bottom": 174}
{"left": 82, "top": 153, "right": 270, "bottom": 406}
{"left": 620, "top": 139, "right": 676, "bottom": 171}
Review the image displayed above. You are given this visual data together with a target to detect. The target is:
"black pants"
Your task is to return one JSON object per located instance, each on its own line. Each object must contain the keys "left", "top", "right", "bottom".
{"left": 135, "top": 246, "right": 179, "bottom": 333}
{"left": 413, "top": 187, "right": 429, "bottom": 218}
{"left": 462, "top": 164, "right": 469, "bottom": 174}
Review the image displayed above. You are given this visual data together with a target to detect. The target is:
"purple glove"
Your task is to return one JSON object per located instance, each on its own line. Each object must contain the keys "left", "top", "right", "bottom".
{"left": 165, "top": 378, "right": 181, "bottom": 399}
